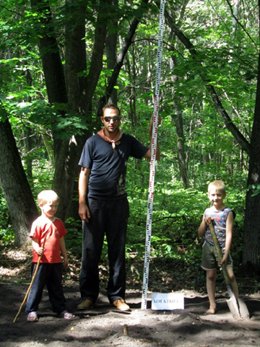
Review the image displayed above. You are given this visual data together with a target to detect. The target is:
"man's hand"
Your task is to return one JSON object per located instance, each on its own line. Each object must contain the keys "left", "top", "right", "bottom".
{"left": 149, "top": 116, "right": 162, "bottom": 134}
{"left": 79, "top": 202, "right": 91, "bottom": 222}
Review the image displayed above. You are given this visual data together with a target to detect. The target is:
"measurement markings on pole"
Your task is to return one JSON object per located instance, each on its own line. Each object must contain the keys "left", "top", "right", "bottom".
{"left": 141, "top": 0, "right": 165, "bottom": 310}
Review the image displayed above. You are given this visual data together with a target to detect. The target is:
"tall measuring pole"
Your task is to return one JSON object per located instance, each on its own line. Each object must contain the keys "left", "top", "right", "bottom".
{"left": 141, "top": 0, "right": 165, "bottom": 310}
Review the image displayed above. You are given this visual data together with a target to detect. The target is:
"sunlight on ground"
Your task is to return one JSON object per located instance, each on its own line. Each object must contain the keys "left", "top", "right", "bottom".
{"left": 0, "top": 248, "right": 29, "bottom": 280}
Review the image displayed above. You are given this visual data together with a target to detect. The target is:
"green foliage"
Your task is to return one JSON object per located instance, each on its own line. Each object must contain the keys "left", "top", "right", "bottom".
{"left": 0, "top": 0, "right": 256, "bottom": 281}
{"left": 63, "top": 218, "right": 82, "bottom": 254}
{"left": 247, "top": 184, "right": 260, "bottom": 197}
{"left": 0, "top": 154, "right": 248, "bottom": 276}
{"left": 124, "top": 160, "right": 246, "bottom": 271}
{"left": 0, "top": 195, "right": 15, "bottom": 245}
{"left": 31, "top": 160, "right": 55, "bottom": 195}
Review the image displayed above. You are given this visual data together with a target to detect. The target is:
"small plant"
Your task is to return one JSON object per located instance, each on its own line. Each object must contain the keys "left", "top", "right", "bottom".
{"left": 0, "top": 226, "right": 15, "bottom": 246}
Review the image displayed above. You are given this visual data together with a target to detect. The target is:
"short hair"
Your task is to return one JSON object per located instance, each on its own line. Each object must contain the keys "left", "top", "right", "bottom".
{"left": 208, "top": 180, "right": 226, "bottom": 193}
{"left": 37, "top": 190, "right": 59, "bottom": 205}
{"left": 102, "top": 104, "right": 121, "bottom": 116}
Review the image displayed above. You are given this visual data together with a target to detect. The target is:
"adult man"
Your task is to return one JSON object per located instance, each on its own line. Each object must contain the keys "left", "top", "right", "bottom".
{"left": 78, "top": 104, "right": 160, "bottom": 311}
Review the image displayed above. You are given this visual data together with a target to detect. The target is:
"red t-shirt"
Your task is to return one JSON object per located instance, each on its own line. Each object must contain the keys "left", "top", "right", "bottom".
{"left": 30, "top": 215, "right": 67, "bottom": 263}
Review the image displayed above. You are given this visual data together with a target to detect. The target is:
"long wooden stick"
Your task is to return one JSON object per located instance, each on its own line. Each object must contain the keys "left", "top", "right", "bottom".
{"left": 208, "top": 223, "right": 230, "bottom": 285}
{"left": 13, "top": 235, "right": 47, "bottom": 323}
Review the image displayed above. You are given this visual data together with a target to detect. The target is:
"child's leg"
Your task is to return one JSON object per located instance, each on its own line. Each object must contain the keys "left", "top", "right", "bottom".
{"left": 47, "top": 263, "right": 67, "bottom": 314}
{"left": 206, "top": 269, "right": 217, "bottom": 314}
{"left": 47, "top": 264, "right": 74, "bottom": 319}
{"left": 26, "top": 263, "right": 47, "bottom": 313}
{"left": 226, "top": 266, "right": 239, "bottom": 299}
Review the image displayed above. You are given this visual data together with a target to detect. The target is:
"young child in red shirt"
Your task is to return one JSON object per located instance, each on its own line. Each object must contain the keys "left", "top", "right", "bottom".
{"left": 26, "top": 190, "right": 74, "bottom": 322}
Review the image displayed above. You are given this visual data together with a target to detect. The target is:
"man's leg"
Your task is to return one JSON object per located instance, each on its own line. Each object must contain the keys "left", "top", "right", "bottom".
{"left": 79, "top": 198, "right": 105, "bottom": 303}
{"left": 106, "top": 197, "right": 129, "bottom": 303}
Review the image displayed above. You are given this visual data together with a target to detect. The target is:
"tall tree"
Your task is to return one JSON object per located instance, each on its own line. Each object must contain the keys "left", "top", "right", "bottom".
{"left": 243, "top": 0, "right": 260, "bottom": 272}
{"left": 0, "top": 110, "right": 38, "bottom": 245}
{"left": 0, "top": 0, "right": 149, "bottom": 244}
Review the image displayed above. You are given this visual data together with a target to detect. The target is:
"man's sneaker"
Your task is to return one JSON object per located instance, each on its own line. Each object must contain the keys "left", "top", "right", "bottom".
{"left": 112, "top": 299, "right": 130, "bottom": 311}
{"left": 77, "top": 299, "right": 95, "bottom": 310}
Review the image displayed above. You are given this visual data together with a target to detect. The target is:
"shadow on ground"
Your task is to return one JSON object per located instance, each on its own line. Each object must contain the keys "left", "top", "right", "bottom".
{"left": 1, "top": 283, "right": 260, "bottom": 347}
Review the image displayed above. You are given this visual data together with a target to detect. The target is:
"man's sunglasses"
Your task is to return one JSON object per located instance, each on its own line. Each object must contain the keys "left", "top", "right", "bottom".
{"left": 103, "top": 116, "right": 120, "bottom": 123}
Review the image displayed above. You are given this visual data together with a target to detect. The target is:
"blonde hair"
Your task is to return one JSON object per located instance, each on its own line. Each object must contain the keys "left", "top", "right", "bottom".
{"left": 208, "top": 180, "right": 226, "bottom": 193}
{"left": 37, "top": 190, "right": 59, "bottom": 205}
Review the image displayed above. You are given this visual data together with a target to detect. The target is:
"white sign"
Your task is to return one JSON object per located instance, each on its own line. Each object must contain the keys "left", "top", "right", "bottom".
{"left": 151, "top": 293, "right": 184, "bottom": 310}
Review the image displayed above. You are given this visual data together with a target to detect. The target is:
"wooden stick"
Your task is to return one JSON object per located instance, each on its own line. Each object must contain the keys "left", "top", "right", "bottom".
{"left": 208, "top": 223, "right": 230, "bottom": 285}
{"left": 13, "top": 235, "right": 47, "bottom": 323}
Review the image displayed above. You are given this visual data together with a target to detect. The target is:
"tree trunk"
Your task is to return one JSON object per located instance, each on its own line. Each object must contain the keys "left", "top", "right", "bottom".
{"left": 30, "top": 0, "right": 109, "bottom": 221}
{"left": 24, "top": 69, "right": 33, "bottom": 184}
{"left": 173, "top": 109, "right": 189, "bottom": 188}
{"left": 243, "top": 40, "right": 260, "bottom": 272}
{"left": 23, "top": 127, "right": 33, "bottom": 185}
{"left": 170, "top": 51, "right": 189, "bottom": 188}
{"left": 97, "top": 0, "right": 149, "bottom": 115}
{"left": 0, "top": 0, "right": 147, "bottom": 242}
{"left": 105, "top": 0, "right": 118, "bottom": 105}
{"left": 0, "top": 115, "right": 38, "bottom": 246}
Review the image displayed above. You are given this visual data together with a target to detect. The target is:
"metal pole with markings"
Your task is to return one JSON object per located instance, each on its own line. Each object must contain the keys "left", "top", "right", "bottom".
{"left": 141, "top": 0, "right": 165, "bottom": 310}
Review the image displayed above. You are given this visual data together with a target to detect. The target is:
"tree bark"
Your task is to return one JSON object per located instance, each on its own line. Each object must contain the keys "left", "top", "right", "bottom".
{"left": 0, "top": 0, "right": 148, "bottom": 241}
{"left": 30, "top": 0, "right": 68, "bottom": 157}
{"left": 105, "top": 0, "right": 119, "bottom": 105}
{"left": 54, "top": 0, "right": 111, "bottom": 220}
{"left": 0, "top": 115, "right": 38, "bottom": 246}
{"left": 170, "top": 51, "right": 189, "bottom": 188}
{"left": 30, "top": 1, "right": 68, "bottom": 107}
{"left": 243, "top": 33, "right": 260, "bottom": 272}
{"left": 30, "top": 0, "right": 110, "bottom": 220}
{"left": 173, "top": 108, "right": 189, "bottom": 188}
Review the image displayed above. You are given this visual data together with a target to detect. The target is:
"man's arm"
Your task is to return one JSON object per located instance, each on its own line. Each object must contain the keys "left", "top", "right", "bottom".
{"left": 78, "top": 167, "right": 91, "bottom": 222}
{"left": 143, "top": 116, "right": 160, "bottom": 160}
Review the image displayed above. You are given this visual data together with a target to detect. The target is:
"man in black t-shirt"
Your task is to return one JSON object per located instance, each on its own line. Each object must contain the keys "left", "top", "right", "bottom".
{"left": 77, "top": 104, "right": 160, "bottom": 311}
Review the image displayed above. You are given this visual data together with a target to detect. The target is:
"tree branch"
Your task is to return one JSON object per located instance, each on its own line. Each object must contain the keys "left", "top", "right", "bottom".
{"left": 225, "top": 0, "right": 257, "bottom": 47}
{"left": 164, "top": 8, "right": 251, "bottom": 155}
{"left": 97, "top": 0, "right": 149, "bottom": 115}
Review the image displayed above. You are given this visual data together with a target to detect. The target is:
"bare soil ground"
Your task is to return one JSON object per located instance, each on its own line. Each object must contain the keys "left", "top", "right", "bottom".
{"left": 1, "top": 245, "right": 260, "bottom": 347}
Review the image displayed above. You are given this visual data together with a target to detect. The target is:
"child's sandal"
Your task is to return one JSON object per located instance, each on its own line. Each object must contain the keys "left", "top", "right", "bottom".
{"left": 60, "top": 310, "right": 75, "bottom": 320}
{"left": 27, "top": 311, "right": 38, "bottom": 322}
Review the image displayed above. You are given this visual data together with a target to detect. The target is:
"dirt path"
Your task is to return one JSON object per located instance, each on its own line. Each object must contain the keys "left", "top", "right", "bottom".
{"left": 1, "top": 283, "right": 260, "bottom": 347}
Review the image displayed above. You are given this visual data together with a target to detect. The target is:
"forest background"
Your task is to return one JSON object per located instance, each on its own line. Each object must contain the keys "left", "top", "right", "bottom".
{"left": 0, "top": 0, "right": 260, "bottom": 294}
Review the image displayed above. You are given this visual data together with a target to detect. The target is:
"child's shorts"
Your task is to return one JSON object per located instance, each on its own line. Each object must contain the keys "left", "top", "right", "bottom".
{"left": 201, "top": 241, "right": 233, "bottom": 271}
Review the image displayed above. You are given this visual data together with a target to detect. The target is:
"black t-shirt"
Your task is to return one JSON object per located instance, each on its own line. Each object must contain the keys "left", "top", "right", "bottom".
{"left": 78, "top": 133, "right": 149, "bottom": 199}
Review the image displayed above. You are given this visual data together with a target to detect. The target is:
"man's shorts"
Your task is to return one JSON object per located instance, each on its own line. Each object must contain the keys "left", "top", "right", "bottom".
{"left": 201, "top": 241, "right": 233, "bottom": 270}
